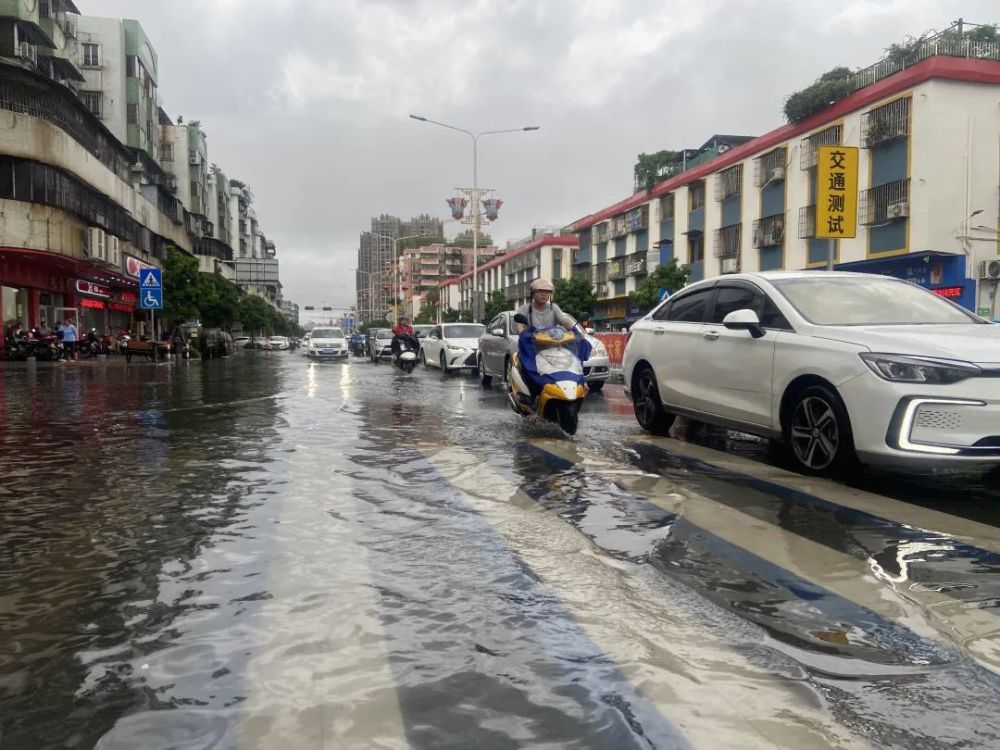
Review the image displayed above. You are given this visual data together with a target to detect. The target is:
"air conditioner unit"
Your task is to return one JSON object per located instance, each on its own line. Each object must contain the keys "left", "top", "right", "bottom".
{"left": 107, "top": 236, "right": 120, "bottom": 267}
{"left": 721, "top": 258, "right": 739, "bottom": 274}
{"left": 769, "top": 166, "right": 785, "bottom": 182}
{"left": 87, "top": 227, "right": 106, "bottom": 261}
{"left": 981, "top": 259, "right": 1000, "bottom": 280}
{"left": 189, "top": 151, "right": 199, "bottom": 165}
{"left": 887, "top": 201, "right": 910, "bottom": 219}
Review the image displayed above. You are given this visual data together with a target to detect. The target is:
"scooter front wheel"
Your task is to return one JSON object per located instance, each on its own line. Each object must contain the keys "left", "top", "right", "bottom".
{"left": 555, "top": 401, "right": 580, "bottom": 435}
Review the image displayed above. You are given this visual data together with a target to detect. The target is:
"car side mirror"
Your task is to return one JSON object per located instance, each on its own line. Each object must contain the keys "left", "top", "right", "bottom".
{"left": 491, "top": 328, "right": 505, "bottom": 337}
{"left": 723, "top": 309, "right": 765, "bottom": 339}
{"left": 513, "top": 313, "right": 529, "bottom": 326}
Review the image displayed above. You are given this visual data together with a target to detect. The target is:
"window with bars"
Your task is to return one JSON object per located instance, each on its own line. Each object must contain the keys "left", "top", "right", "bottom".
{"left": 715, "top": 164, "right": 743, "bottom": 201}
{"left": 551, "top": 248, "right": 562, "bottom": 279}
{"left": 82, "top": 43, "right": 99, "bottom": 67}
{"left": 862, "top": 97, "right": 911, "bottom": 148}
{"left": 80, "top": 91, "right": 101, "bottom": 117}
{"left": 689, "top": 181, "right": 705, "bottom": 212}
{"left": 859, "top": 178, "right": 910, "bottom": 225}
{"left": 753, "top": 147, "right": 787, "bottom": 187}
{"left": 798, "top": 205, "right": 816, "bottom": 238}
{"left": 800, "top": 124, "right": 843, "bottom": 170}
{"left": 659, "top": 193, "right": 674, "bottom": 221}
{"left": 713, "top": 225, "right": 742, "bottom": 259}
{"left": 752, "top": 214, "right": 786, "bottom": 248}
{"left": 688, "top": 234, "right": 705, "bottom": 263}
{"left": 126, "top": 103, "right": 138, "bottom": 125}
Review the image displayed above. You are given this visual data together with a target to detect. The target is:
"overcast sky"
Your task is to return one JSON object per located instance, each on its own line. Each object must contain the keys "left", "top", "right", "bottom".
{"left": 85, "top": 0, "right": 994, "bottom": 313}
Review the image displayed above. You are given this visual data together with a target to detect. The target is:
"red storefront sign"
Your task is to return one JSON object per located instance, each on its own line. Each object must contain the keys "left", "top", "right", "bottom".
{"left": 76, "top": 279, "right": 110, "bottom": 298}
{"left": 109, "top": 302, "right": 133, "bottom": 312}
{"left": 125, "top": 255, "right": 156, "bottom": 279}
{"left": 932, "top": 286, "right": 963, "bottom": 299}
{"left": 81, "top": 298, "right": 106, "bottom": 310}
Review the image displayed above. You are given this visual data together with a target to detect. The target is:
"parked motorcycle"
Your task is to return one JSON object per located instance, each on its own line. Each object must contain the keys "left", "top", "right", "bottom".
{"left": 506, "top": 313, "right": 591, "bottom": 435}
{"left": 78, "top": 329, "right": 102, "bottom": 359}
{"left": 393, "top": 333, "right": 420, "bottom": 373}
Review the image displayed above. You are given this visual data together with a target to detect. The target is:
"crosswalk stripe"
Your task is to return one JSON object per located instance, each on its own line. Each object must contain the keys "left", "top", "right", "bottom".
{"left": 535, "top": 438, "right": 1000, "bottom": 675}
{"left": 422, "top": 444, "right": 869, "bottom": 750}
{"left": 635, "top": 435, "right": 1000, "bottom": 554}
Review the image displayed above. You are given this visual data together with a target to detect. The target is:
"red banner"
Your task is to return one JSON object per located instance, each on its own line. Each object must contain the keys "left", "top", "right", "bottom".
{"left": 593, "top": 333, "right": 627, "bottom": 365}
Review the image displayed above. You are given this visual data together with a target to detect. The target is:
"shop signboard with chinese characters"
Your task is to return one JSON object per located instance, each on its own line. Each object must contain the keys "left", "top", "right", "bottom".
{"left": 76, "top": 279, "right": 110, "bottom": 298}
{"left": 124, "top": 255, "right": 157, "bottom": 279}
{"left": 816, "top": 146, "right": 858, "bottom": 239}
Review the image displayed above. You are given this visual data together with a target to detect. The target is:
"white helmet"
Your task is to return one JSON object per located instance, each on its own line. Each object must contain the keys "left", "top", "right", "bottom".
{"left": 530, "top": 278, "right": 554, "bottom": 293}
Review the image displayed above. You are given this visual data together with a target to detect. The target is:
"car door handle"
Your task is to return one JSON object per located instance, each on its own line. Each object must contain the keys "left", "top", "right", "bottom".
{"left": 653, "top": 329, "right": 666, "bottom": 335}
{"left": 703, "top": 330, "right": 719, "bottom": 341}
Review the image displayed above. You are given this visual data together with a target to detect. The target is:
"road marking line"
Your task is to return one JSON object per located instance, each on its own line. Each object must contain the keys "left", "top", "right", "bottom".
{"left": 423, "top": 444, "right": 868, "bottom": 750}
{"left": 537, "top": 439, "right": 1000, "bottom": 675}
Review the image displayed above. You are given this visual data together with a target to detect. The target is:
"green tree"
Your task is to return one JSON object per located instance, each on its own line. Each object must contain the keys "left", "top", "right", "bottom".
{"left": 629, "top": 258, "right": 690, "bottom": 311}
{"left": 552, "top": 275, "right": 598, "bottom": 321}
{"left": 414, "top": 307, "right": 435, "bottom": 324}
{"left": 442, "top": 307, "right": 461, "bottom": 323}
{"left": 481, "top": 290, "right": 509, "bottom": 323}
{"left": 633, "top": 150, "right": 679, "bottom": 193}
{"left": 783, "top": 66, "right": 854, "bottom": 123}
{"left": 451, "top": 229, "right": 493, "bottom": 248}
{"left": 237, "top": 295, "right": 274, "bottom": 337}
{"left": 359, "top": 318, "right": 391, "bottom": 332}
{"left": 198, "top": 273, "right": 240, "bottom": 328}
{"left": 162, "top": 247, "right": 202, "bottom": 323}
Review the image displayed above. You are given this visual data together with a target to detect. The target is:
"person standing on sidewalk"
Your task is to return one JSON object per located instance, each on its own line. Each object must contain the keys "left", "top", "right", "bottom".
{"left": 62, "top": 318, "right": 78, "bottom": 361}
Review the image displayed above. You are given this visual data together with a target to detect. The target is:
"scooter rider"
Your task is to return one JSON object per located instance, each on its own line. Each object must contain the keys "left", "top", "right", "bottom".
{"left": 514, "top": 278, "right": 578, "bottom": 404}
{"left": 391, "top": 316, "right": 417, "bottom": 357}
{"left": 514, "top": 279, "right": 576, "bottom": 333}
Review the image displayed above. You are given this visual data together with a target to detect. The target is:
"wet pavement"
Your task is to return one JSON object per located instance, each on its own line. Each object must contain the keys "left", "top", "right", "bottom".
{"left": 3, "top": 352, "right": 1000, "bottom": 749}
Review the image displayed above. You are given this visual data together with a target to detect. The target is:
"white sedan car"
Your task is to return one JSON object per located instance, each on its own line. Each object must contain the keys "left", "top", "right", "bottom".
{"left": 267, "top": 336, "right": 290, "bottom": 351}
{"left": 623, "top": 271, "right": 1000, "bottom": 475}
{"left": 420, "top": 323, "right": 485, "bottom": 372}
{"left": 306, "top": 327, "right": 348, "bottom": 360}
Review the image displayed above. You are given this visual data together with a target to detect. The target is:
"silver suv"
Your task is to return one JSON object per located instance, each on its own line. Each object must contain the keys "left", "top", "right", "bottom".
{"left": 477, "top": 310, "right": 611, "bottom": 391}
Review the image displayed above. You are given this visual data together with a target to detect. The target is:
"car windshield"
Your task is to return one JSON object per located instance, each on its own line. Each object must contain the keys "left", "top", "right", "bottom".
{"left": 771, "top": 276, "right": 978, "bottom": 326}
{"left": 443, "top": 325, "right": 485, "bottom": 339}
{"left": 311, "top": 328, "right": 343, "bottom": 338}
{"left": 376, "top": 330, "right": 393, "bottom": 339}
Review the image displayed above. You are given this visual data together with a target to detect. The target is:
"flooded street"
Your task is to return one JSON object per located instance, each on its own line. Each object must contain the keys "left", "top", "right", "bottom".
{"left": 4, "top": 353, "right": 1000, "bottom": 749}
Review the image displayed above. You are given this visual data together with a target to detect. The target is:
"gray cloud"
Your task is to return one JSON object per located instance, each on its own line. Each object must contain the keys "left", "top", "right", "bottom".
{"left": 85, "top": 0, "right": 994, "bottom": 310}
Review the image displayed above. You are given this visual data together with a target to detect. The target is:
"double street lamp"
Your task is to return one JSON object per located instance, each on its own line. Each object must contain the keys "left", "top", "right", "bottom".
{"left": 409, "top": 114, "right": 539, "bottom": 320}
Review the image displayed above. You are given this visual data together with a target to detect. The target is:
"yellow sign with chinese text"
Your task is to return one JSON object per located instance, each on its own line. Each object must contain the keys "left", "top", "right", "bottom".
{"left": 815, "top": 145, "right": 858, "bottom": 239}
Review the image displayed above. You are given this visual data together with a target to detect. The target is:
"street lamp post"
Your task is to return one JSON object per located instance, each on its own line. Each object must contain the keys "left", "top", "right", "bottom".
{"left": 354, "top": 268, "right": 377, "bottom": 326}
{"left": 409, "top": 115, "right": 539, "bottom": 321}
{"left": 369, "top": 232, "right": 427, "bottom": 325}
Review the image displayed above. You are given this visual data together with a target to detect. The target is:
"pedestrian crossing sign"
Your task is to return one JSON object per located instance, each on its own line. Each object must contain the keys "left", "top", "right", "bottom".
{"left": 141, "top": 269, "right": 162, "bottom": 289}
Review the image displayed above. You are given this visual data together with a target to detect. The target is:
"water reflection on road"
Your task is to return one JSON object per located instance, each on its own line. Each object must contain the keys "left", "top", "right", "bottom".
{"left": 2, "top": 354, "right": 1000, "bottom": 749}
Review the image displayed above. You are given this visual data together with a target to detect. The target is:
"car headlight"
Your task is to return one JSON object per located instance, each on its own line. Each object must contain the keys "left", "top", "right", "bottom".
{"left": 591, "top": 342, "right": 607, "bottom": 356}
{"left": 447, "top": 344, "right": 466, "bottom": 351}
{"left": 859, "top": 353, "right": 981, "bottom": 384}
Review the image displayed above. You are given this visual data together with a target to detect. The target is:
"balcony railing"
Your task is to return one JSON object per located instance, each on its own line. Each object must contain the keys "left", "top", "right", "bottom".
{"left": 847, "top": 34, "right": 1000, "bottom": 94}
{"left": 752, "top": 214, "right": 786, "bottom": 248}
{"left": 625, "top": 253, "right": 647, "bottom": 275}
{"left": 608, "top": 259, "right": 626, "bottom": 279}
{"left": 595, "top": 282, "right": 609, "bottom": 297}
{"left": 800, "top": 124, "right": 843, "bottom": 170}
{"left": 753, "top": 148, "right": 787, "bottom": 187}
{"left": 593, "top": 265, "right": 608, "bottom": 284}
{"left": 713, "top": 225, "right": 742, "bottom": 259}
{"left": 859, "top": 178, "right": 910, "bottom": 225}
{"left": 862, "top": 96, "right": 911, "bottom": 148}
{"left": 573, "top": 268, "right": 591, "bottom": 281}
{"left": 593, "top": 223, "right": 609, "bottom": 243}
{"left": 196, "top": 237, "right": 234, "bottom": 261}
{"left": 798, "top": 205, "right": 816, "bottom": 239}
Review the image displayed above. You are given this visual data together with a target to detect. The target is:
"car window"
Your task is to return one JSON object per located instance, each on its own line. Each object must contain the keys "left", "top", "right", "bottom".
{"left": 311, "top": 328, "right": 343, "bottom": 338}
{"left": 710, "top": 286, "right": 757, "bottom": 324}
{"left": 661, "top": 288, "right": 713, "bottom": 323}
{"left": 486, "top": 316, "right": 500, "bottom": 332}
{"left": 430, "top": 327, "right": 440, "bottom": 338}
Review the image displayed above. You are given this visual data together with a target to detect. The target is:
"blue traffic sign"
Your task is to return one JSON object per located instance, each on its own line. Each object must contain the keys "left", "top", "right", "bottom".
{"left": 141, "top": 288, "right": 163, "bottom": 310}
{"left": 141, "top": 268, "right": 162, "bottom": 289}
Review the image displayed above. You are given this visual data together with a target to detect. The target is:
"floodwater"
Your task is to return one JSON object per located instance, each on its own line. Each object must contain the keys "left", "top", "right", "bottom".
{"left": 3, "top": 353, "right": 1000, "bottom": 749}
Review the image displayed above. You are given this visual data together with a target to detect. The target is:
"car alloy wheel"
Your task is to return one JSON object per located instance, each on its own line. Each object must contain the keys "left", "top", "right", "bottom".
{"left": 633, "top": 368, "right": 674, "bottom": 436}
{"left": 786, "top": 385, "right": 855, "bottom": 475}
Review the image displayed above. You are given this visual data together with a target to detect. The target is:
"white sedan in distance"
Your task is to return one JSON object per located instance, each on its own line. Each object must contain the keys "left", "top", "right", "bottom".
{"left": 623, "top": 271, "right": 1000, "bottom": 475}
{"left": 420, "top": 323, "right": 485, "bottom": 372}
{"left": 306, "top": 327, "right": 348, "bottom": 360}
